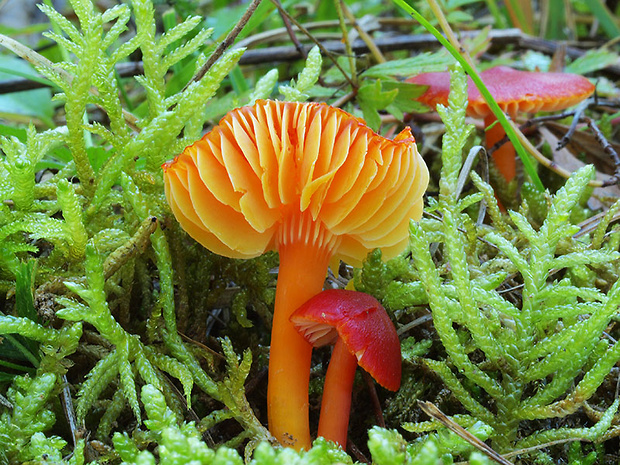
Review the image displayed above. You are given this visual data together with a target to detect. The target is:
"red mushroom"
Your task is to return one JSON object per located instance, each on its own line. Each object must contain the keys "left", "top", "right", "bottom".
{"left": 290, "top": 289, "right": 401, "bottom": 448}
{"left": 162, "top": 100, "right": 428, "bottom": 449}
{"left": 407, "top": 66, "right": 595, "bottom": 182}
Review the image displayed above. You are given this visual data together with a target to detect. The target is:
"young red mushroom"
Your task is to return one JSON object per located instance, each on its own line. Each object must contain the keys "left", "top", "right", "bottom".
{"left": 407, "top": 66, "right": 594, "bottom": 181}
{"left": 162, "top": 100, "right": 428, "bottom": 449}
{"left": 290, "top": 289, "right": 401, "bottom": 448}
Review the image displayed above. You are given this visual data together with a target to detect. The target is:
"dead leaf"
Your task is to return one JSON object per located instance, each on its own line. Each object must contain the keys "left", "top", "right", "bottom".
{"left": 540, "top": 127, "right": 620, "bottom": 209}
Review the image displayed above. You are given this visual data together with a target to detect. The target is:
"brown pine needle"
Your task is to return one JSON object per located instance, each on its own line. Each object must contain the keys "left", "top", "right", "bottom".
{"left": 419, "top": 401, "right": 513, "bottom": 465}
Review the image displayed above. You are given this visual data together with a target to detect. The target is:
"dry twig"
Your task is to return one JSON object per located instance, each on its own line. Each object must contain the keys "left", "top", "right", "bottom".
{"left": 419, "top": 401, "right": 513, "bottom": 465}
{"left": 0, "top": 30, "right": 525, "bottom": 94}
{"left": 270, "top": 0, "right": 356, "bottom": 88}
{"left": 584, "top": 116, "right": 620, "bottom": 176}
{"left": 340, "top": 2, "right": 386, "bottom": 64}
{"left": 186, "top": 0, "right": 262, "bottom": 91}
{"left": 487, "top": 117, "right": 620, "bottom": 188}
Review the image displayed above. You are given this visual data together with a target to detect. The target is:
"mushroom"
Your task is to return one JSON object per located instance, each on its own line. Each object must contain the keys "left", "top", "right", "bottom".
{"left": 407, "top": 66, "right": 595, "bottom": 181}
{"left": 290, "top": 289, "right": 401, "bottom": 448}
{"left": 162, "top": 100, "right": 428, "bottom": 449}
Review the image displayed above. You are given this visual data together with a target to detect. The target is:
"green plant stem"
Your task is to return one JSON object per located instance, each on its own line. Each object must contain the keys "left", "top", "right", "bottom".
{"left": 582, "top": 0, "right": 620, "bottom": 38}
{"left": 393, "top": 0, "right": 544, "bottom": 191}
{"left": 0, "top": 67, "right": 55, "bottom": 89}
{"left": 504, "top": 0, "right": 535, "bottom": 34}
{"left": 115, "top": 69, "right": 134, "bottom": 111}
{"left": 483, "top": 0, "right": 508, "bottom": 29}
{"left": 4, "top": 335, "right": 39, "bottom": 367}
{"left": 0, "top": 359, "right": 33, "bottom": 372}
{"left": 43, "top": 0, "right": 93, "bottom": 148}
{"left": 334, "top": 0, "right": 358, "bottom": 87}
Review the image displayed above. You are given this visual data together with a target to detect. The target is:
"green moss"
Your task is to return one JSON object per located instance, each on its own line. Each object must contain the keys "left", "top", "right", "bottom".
{"left": 398, "top": 65, "right": 620, "bottom": 453}
{"left": 0, "top": 1, "right": 617, "bottom": 463}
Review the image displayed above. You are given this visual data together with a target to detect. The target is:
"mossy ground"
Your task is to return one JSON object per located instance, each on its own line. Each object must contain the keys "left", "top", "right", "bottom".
{"left": 0, "top": 0, "right": 619, "bottom": 463}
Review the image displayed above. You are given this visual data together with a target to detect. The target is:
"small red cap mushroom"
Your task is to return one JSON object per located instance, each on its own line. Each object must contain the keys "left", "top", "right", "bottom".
{"left": 407, "top": 66, "right": 595, "bottom": 182}
{"left": 291, "top": 289, "right": 401, "bottom": 447}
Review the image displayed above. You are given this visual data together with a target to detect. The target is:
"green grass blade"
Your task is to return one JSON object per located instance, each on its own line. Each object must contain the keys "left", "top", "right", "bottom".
{"left": 582, "top": 0, "right": 620, "bottom": 38}
{"left": 392, "top": 0, "right": 544, "bottom": 191}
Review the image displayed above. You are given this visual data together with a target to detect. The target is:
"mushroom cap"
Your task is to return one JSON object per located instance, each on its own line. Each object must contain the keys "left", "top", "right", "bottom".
{"left": 290, "top": 289, "right": 401, "bottom": 391}
{"left": 407, "top": 66, "right": 595, "bottom": 117}
{"left": 163, "top": 100, "right": 428, "bottom": 267}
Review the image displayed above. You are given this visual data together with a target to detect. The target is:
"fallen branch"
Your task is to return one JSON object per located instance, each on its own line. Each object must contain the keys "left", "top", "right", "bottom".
{"left": 0, "top": 29, "right": 524, "bottom": 94}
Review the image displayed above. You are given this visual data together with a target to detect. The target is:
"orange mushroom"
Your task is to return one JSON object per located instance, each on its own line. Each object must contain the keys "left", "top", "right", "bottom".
{"left": 291, "top": 289, "right": 401, "bottom": 448}
{"left": 407, "top": 66, "right": 595, "bottom": 181}
{"left": 162, "top": 100, "right": 428, "bottom": 450}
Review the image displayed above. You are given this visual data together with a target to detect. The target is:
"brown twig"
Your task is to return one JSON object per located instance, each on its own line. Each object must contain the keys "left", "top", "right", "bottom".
{"left": 362, "top": 370, "right": 385, "bottom": 428}
{"left": 515, "top": 110, "right": 581, "bottom": 128}
{"left": 334, "top": 0, "right": 358, "bottom": 87}
{"left": 235, "top": 19, "right": 353, "bottom": 49}
{"left": 0, "top": 33, "right": 73, "bottom": 83}
{"left": 585, "top": 116, "right": 620, "bottom": 175}
{"left": 178, "top": 332, "right": 227, "bottom": 362}
{"left": 557, "top": 99, "right": 590, "bottom": 149}
{"left": 487, "top": 112, "right": 581, "bottom": 156}
{"left": 186, "top": 0, "right": 263, "bottom": 90}
{"left": 340, "top": 2, "right": 386, "bottom": 64}
{"left": 487, "top": 110, "right": 620, "bottom": 188}
{"left": 272, "top": 0, "right": 305, "bottom": 58}
{"left": 518, "top": 35, "right": 620, "bottom": 75}
{"left": 61, "top": 375, "right": 79, "bottom": 448}
{"left": 419, "top": 401, "right": 513, "bottom": 465}
{"left": 347, "top": 439, "right": 371, "bottom": 464}
{"left": 244, "top": 366, "right": 268, "bottom": 396}
{"left": 426, "top": 0, "right": 476, "bottom": 70}
{"left": 507, "top": 119, "right": 601, "bottom": 186}
{"left": 35, "top": 216, "right": 158, "bottom": 298}
{"left": 0, "top": 393, "right": 11, "bottom": 409}
{"left": 0, "top": 30, "right": 525, "bottom": 94}
{"left": 397, "top": 313, "right": 433, "bottom": 336}
{"left": 270, "top": 0, "right": 357, "bottom": 88}
{"left": 331, "top": 90, "right": 357, "bottom": 108}
{"left": 503, "top": 438, "right": 585, "bottom": 459}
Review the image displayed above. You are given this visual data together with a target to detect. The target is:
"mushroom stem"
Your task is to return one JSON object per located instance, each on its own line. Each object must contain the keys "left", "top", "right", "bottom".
{"left": 268, "top": 238, "right": 333, "bottom": 450}
{"left": 485, "top": 115, "right": 516, "bottom": 182}
{"left": 317, "top": 337, "right": 358, "bottom": 448}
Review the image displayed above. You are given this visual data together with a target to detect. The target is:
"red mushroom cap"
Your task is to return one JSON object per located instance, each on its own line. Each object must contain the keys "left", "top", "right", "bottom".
{"left": 407, "top": 66, "right": 595, "bottom": 117}
{"left": 290, "top": 289, "right": 401, "bottom": 391}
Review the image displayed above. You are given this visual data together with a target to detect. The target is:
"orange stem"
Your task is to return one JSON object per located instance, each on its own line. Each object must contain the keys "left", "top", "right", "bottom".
{"left": 485, "top": 114, "right": 516, "bottom": 182}
{"left": 268, "top": 238, "right": 332, "bottom": 450}
{"left": 317, "top": 338, "right": 358, "bottom": 448}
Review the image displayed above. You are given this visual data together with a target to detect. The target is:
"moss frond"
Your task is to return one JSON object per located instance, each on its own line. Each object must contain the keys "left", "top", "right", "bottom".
{"left": 396, "top": 65, "right": 620, "bottom": 452}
